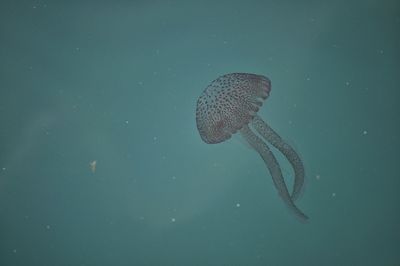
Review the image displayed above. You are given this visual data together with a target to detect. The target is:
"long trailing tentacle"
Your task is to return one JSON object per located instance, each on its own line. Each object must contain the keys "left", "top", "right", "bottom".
{"left": 240, "top": 124, "right": 308, "bottom": 221}
{"left": 251, "top": 115, "right": 305, "bottom": 201}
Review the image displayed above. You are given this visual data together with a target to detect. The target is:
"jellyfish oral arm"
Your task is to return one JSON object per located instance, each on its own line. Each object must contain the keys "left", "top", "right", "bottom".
{"left": 240, "top": 125, "right": 308, "bottom": 221}
{"left": 251, "top": 115, "right": 305, "bottom": 202}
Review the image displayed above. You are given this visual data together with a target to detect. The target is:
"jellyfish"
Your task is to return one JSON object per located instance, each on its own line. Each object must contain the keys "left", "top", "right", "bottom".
{"left": 195, "top": 73, "right": 308, "bottom": 220}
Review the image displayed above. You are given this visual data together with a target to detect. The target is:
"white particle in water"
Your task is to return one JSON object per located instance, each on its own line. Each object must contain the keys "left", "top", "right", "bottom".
{"left": 236, "top": 203, "right": 241, "bottom": 208}
{"left": 362, "top": 130, "right": 368, "bottom": 135}
{"left": 171, "top": 218, "right": 176, "bottom": 222}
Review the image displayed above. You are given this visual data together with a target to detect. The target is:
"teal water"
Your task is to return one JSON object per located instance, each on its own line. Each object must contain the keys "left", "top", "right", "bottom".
{"left": 1, "top": 1, "right": 399, "bottom": 265}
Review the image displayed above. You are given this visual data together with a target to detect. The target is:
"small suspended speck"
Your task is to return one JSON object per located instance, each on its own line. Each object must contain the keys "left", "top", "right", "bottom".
{"left": 362, "top": 130, "right": 368, "bottom": 135}
{"left": 138, "top": 81, "right": 143, "bottom": 86}
{"left": 2, "top": 167, "right": 5, "bottom": 171}
{"left": 345, "top": 81, "right": 350, "bottom": 86}
{"left": 315, "top": 174, "right": 320, "bottom": 180}
{"left": 306, "top": 77, "right": 311, "bottom": 81}
{"left": 13, "top": 249, "right": 17, "bottom": 253}
{"left": 46, "top": 225, "right": 51, "bottom": 230}
{"left": 153, "top": 136, "right": 157, "bottom": 141}
{"left": 172, "top": 175, "right": 176, "bottom": 180}
{"left": 236, "top": 203, "right": 241, "bottom": 208}
{"left": 125, "top": 120, "right": 129, "bottom": 124}
{"left": 171, "top": 218, "right": 176, "bottom": 222}
{"left": 332, "top": 192, "right": 336, "bottom": 197}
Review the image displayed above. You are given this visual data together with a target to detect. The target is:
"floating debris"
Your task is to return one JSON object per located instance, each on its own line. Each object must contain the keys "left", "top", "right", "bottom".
{"left": 89, "top": 160, "right": 97, "bottom": 173}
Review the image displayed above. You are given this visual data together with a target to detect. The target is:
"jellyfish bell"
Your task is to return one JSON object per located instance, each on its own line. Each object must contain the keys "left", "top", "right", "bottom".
{"left": 196, "top": 73, "right": 270, "bottom": 144}
{"left": 195, "top": 73, "right": 308, "bottom": 221}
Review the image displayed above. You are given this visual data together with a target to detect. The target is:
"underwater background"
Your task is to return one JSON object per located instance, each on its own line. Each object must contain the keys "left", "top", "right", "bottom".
{"left": 0, "top": 0, "right": 399, "bottom": 265}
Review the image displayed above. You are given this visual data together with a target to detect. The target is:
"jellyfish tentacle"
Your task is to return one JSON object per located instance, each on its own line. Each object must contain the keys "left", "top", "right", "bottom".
{"left": 240, "top": 125, "right": 308, "bottom": 221}
{"left": 251, "top": 115, "right": 305, "bottom": 201}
